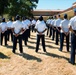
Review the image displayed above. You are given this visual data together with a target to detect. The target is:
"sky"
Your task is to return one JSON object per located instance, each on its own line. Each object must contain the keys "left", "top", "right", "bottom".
{"left": 36, "top": 0, "right": 76, "bottom": 10}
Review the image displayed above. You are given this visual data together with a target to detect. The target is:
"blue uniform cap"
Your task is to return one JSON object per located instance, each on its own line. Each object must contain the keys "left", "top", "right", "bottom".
{"left": 16, "top": 15, "right": 20, "bottom": 20}
{"left": 39, "top": 15, "right": 43, "bottom": 21}
{"left": 2, "top": 18, "right": 5, "bottom": 22}
{"left": 74, "top": 8, "right": 76, "bottom": 12}
{"left": 64, "top": 14, "right": 67, "bottom": 17}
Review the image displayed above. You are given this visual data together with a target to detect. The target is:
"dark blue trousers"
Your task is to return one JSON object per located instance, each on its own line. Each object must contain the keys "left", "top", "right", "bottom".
{"left": 49, "top": 26, "right": 52, "bottom": 37}
{"left": 7, "top": 29, "right": 13, "bottom": 41}
{"left": 28, "top": 26, "right": 31, "bottom": 38}
{"left": 32, "top": 25, "right": 35, "bottom": 32}
{"left": 22, "top": 30, "right": 28, "bottom": 45}
{"left": 1, "top": 31, "right": 7, "bottom": 46}
{"left": 13, "top": 35, "right": 23, "bottom": 53}
{"left": 55, "top": 29, "right": 60, "bottom": 45}
{"left": 52, "top": 28, "right": 55, "bottom": 40}
{"left": 60, "top": 33, "right": 69, "bottom": 51}
{"left": 70, "top": 33, "right": 76, "bottom": 64}
{"left": 26, "top": 29, "right": 29, "bottom": 41}
{"left": 47, "top": 24, "right": 50, "bottom": 36}
{"left": 36, "top": 35, "right": 46, "bottom": 52}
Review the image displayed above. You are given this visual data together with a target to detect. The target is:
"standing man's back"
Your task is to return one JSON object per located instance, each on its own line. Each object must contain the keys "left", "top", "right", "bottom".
{"left": 68, "top": 8, "right": 76, "bottom": 65}
{"left": 12, "top": 15, "right": 23, "bottom": 54}
{"left": 35, "top": 16, "right": 47, "bottom": 52}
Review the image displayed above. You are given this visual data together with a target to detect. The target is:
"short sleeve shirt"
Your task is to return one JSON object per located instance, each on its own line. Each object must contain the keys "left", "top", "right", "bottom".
{"left": 0, "top": 22, "right": 7, "bottom": 32}
{"left": 46, "top": 19, "right": 51, "bottom": 24}
{"left": 22, "top": 21, "right": 28, "bottom": 29}
{"left": 60, "top": 19, "right": 69, "bottom": 33}
{"left": 68, "top": 16, "right": 76, "bottom": 30}
{"left": 12, "top": 20, "right": 23, "bottom": 34}
{"left": 51, "top": 19, "right": 56, "bottom": 26}
{"left": 35, "top": 20, "right": 47, "bottom": 34}
{"left": 31, "top": 19, "right": 36, "bottom": 25}
{"left": 54, "top": 18, "right": 62, "bottom": 27}
{"left": 7, "top": 21, "right": 13, "bottom": 28}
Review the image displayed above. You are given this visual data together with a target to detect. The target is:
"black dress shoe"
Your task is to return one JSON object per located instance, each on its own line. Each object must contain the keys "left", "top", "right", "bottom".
{"left": 49, "top": 35, "right": 51, "bottom": 37}
{"left": 35, "top": 51, "right": 38, "bottom": 53}
{"left": 55, "top": 43, "right": 58, "bottom": 45}
{"left": 25, "top": 42, "right": 27, "bottom": 46}
{"left": 68, "top": 60, "right": 75, "bottom": 65}
{"left": 67, "top": 50, "right": 69, "bottom": 52}
{"left": 44, "top": 51, "right": 47, "bottom": 53}
{"left": 12, "top": 51, "right": 15, "bottom": 54}
{"left": 52, "top": 39, "right": 54, "bottom": 41}
{"left": 59, "top": 49, "right": 62, "bottom": 52}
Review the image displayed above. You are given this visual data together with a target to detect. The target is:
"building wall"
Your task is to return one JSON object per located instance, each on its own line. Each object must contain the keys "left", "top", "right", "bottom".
{"left": 33, "top": 2, "right": 76, "bottom": 19}
{"left": 59, "top": 2, "right": 76, "bottom": 19}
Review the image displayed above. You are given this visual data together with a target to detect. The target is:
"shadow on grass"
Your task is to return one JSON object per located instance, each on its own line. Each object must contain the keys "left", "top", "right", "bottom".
{"left": 27, "top": 45, "right": 36, "bottom": 49}
{"left": 28, "top": 41, "right": 36, "bottom": 44}
{"left": 30, "top": 37, "right": 36, "bottom": 40}
{"left": 27, "top": 45, "right": 41, "bottom": 50}
{"left": 31, "top": 35, "right": 36, "bottom": 37}
{"left": 45, "top": 40, "right": 55, "bottom": 44}
{"left": 3, "top": 45, "right": 13, "bottom": 49}
{"left": 0, "top": 52, "right": 10, "bottom": 59}
{"left": 6, "top": 45, "right": 13, "bottom": 49}
{"left": 46, "top": 44, "right": 59, "bottom": 49}
{"left": 16, "top": 53, "right": 42, "bottom": 62}
{"left": 63, "top": 44, "right": 71, "bottom": 47}
{"left": 45, "top": 37, "right": 51, "bottom": 39}
{"left": 38, "top": 52, "right": 69, "bottom": 61}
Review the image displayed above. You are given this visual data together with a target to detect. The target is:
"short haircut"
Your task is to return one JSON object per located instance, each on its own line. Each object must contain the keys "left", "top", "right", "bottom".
{"left": 58, "top": 14, "right": 60, "bottom": 17}
{"left": 16, "top": 15, "right": 20, "bottom": 20}
{"left": 2, "top": 18, "right": 5, "bottom": 22}
{"left": 64, "top": 14, "right": 67, "bottom": 19}
{"left": 39, "top": 16, "right": 43, "bottom": 21}
{"left": 74, "top": 8, "right": 76, "bottom": 13}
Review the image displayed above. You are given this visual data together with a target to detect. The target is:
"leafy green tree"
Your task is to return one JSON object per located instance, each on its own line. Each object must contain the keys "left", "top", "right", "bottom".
{"left": 8, "top": 0, "right": 39, "bottom": 17}
{"left": 30, "top": 0, "right": 39, "bottom": 3}
{"left": 0, "top": 0, "right": 9, "bottom": 17}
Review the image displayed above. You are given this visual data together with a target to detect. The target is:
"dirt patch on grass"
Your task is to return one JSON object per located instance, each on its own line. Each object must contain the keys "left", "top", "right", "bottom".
{"left": 0, "top": 32, "right": 76, "bottom": 75}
